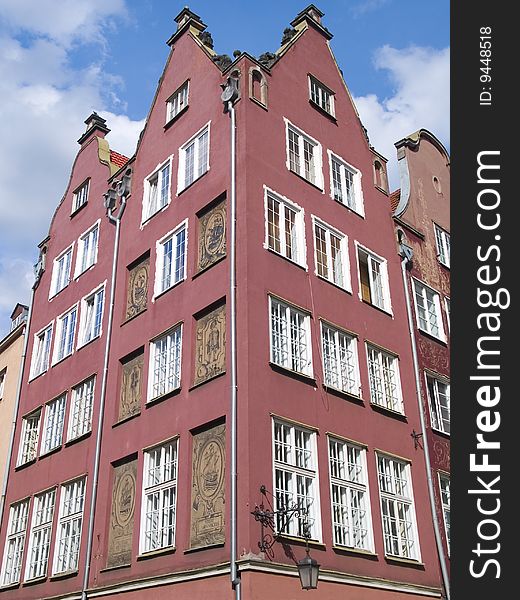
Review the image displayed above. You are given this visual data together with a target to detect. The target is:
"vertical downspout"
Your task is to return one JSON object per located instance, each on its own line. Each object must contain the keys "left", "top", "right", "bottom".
{"left": 400, "top": 252, "right": 450, "bottom": 600}
{"left": 228, "top": 98, "right": 241, "bottom": 600}
{"left": 81, "top": 194, "right": 127, "bottom": 600}
{"left": 0, "top": 288, "right": 35, "bottom": 529}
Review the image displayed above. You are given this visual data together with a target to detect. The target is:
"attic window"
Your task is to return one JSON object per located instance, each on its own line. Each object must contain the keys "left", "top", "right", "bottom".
{"left": 72, "top": 179, "right": 90, "bottom": 213}
{"left": 166, "top": 81, "right": 189, "bottom": 123}
{"left": 309, "top": 75, "right": 335, "bottom": 117}
{"left": 249, "top": 68, "right": 268, "bottom": 107}
{"left": 374, "top": 160, "right": 388, "bottom": 193}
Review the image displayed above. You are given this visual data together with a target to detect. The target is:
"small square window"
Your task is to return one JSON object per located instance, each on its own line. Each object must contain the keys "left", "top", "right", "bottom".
{"left": 166, "top": 81, "right": 189, "bottom": 123}
{"left": 72, "top": 180, "right": 89, "bottom": 213}
{"left": 309, "top": 75, "right": 335, "bottom": 116}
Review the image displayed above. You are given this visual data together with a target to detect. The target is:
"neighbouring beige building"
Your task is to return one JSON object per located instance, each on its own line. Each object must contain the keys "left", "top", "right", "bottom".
{"left": 0, "top": 305, "right": 28, "bottom": 498}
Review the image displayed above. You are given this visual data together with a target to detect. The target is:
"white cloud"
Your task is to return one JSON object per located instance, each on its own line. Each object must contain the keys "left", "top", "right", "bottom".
{"left": 354, "top": 45, "right": 450, "bottom": 190}
{"left": 351, "top": 0, "right": 390, "bottom": 18}
{"left": 0, "top": 1, "right": 143, "bottom": 334}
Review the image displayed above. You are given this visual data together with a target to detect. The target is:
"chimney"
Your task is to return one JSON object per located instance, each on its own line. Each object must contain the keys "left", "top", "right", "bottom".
{"left": 290, "top": 5, "right": 332, "bottom": 40}
{"left": 168, "top": 7, "right": 207, "bottom": 46}
{"left": 77, "top": 112, "right": 110, "bottom": 146}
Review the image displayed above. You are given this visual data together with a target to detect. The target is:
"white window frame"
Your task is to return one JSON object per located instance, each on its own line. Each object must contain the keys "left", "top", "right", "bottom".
{"left": 29, "top": 322, "right": 53, "bottom": 380}
{"left": 0, "top": 369, "right": 6, "bottom": 401}
{"left": 328, "top": 150, "right": 365, "bottom": 217}
{"left": 0, "top": 499, "right": 30, "bottom": 586}
{"left": 67, "top": 376, "right": 95, "bottom": 442}
{"left": 412, "top": 278, "right": 446, "bottom": 342}
{"left": 154, "top": 220, "right": 188, "bottom": 298}
{"left": 147, "top": 324, "right": 182, "bottom": 401}
{"left": 426, "top": 373, "right": 450, "bottom": 435}
{"left": 444, "top": 297, "right": 450, "bottom": 332}
{"left": 166, "top": 80, "right": 189, "bottom": 123}
{"left": 438, "top": 473, "right": 450, "bottom": 554}
{"left": 366, "top": 344, "right": 404, "bottom": 414}
{"left": 52, "top": 477, "right": 86, "bottom": 575}
{"left": 376, "top": 453, "right": 420, "bottom": 561}
{"left": 284, "top": 118, "right": 324, "bottom": 189}
{"left": 17, "top": 409, "right": 41, "bottom": 466}
{"left": 52, "top": 304, "right": 78, "bottom": 364}
{"left": 140, "top": 439, "right": 178, "bottom": 554}
{"left": 320, "top": 321, "right": 360, "bottom": 396}
{"left": 328, "top": 436, "right": 374, "bottom": 551}
{"left": 272, "top": 419, "right": 321, "bottom": 541}
{"left": 24, "top": 488, "right": 56, "bottom": 581}
{"left": 263, "top": 187, "right": 307, "bottom": 268}
{"left": 312, "top": 216, "right": 351, "bottom": 290}
{"left": 177, "top": 122, "right": 210, "bottom": 193}
{"left": 142, "top": 157, "right": 172, "bottom": 223}
{"left": 355, "top": 242, "right": 392, "bottom": 314}
{"left": 434, "top": 224, "right": 450, "bottom": 268}
{"left": 40, "top": 394, "right": 66, "bottom": 455}
{"left": 74, "top": 220, "right": 100, "bottom": 278}
{"left": 77, "top": 283, "right": 105, "bottom": 348}
{"left": 308, "top": 75, "right": 335, "bottom": 116}
{"left": 72, "top": 179, "right": 90, "bottom": 213}
{"left": 49, "top": 244, "right": 74, "bottom": 298}
{"left": 269, "top": 296, "right": 313, "bottom": 376}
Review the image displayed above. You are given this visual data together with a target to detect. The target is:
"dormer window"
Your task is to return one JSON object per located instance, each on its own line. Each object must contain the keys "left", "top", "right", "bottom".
{"left": 166, "top": 81, "right": 189, "bottom": 123}
{"left": 249, "top": 67, "right": 268, "bottom": 107}
{"left": 72, "top": 179, "right": 90, "bottom": 213}
{"left": 309, "top": 75, "right": 335, "bottom": 117}
{"left": 374, "top": 160, "right": 389, "bottom": 193}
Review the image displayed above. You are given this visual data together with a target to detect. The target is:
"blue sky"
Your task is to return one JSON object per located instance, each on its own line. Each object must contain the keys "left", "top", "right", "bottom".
{"left": 0, "top": 0, "right": 449, "bottom": 335}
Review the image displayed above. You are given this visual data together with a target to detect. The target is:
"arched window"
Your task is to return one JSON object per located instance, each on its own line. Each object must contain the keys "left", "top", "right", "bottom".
{"left": 249, "top": 67, "right": 268, "bottom": 107}
{"left": 374, "top": 160, "right": 388, "bottom": 193}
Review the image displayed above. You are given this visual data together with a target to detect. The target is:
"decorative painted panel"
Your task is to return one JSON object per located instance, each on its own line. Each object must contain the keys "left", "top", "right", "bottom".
{"left": 118, "top": 352, "right": 143, "bottom": 422}
{"left": 107, "top": 459, "right": 137, "bottom": 568}
{"left": 194, "top": 304, "right": 226, "bottom": 385}
{"left": 125, "top": 257, "right": 149, "bottom": 320}
{"left": 197, "top": 201, "right": 226, "bottom": 272}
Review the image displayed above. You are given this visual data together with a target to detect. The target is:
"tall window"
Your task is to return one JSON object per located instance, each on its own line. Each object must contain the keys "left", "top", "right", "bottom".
{"left": 141, "top": 440, "right": 178, "bottom": 553}
{"left": 143, "top": 160, "right": 171, "bottom": 222}
{"left": 41, "top": 394, "right": 66, "bottom": 455}
{"left": 53, "top": 478, "right": 86, "bottom": 575}
{"left": 366, "top": 344, "right": 403, "bottom": 413}
{"left": 53, "top": 305, "right": 77, "bottom": 363}
{"left": 439, "top": 473, "right": 450, "bottom": 552}
{"left": 25, "top": 489, "right": 56, "bottom": 581}
{"left": 1, "top": 499, "right": 30, "bottom": 586}
{"left": 273, "top": 420, "right": 320, "bottom": 539}
{"left": 67, "top": 377, "right": 95, "bottom": 441}
{"left": 313, "top": 218, "right": 349, "bottom": 289}
{"left": 155, "top": 222, "right": 187, "bottom": 296}
{"left": 75, "top": 222, "right": 99, "bottom": 277}
{"left": 329, "top": 437, "right": 372, "bottom": 550}
{"left": 426, "top": 374, "right": 450, "bottom": 434}
{"left": 148, "top": 325, "right": 182, "bottom": 401}
{"left": 413, "top": 279, "right": 445, "bottom": 341}
{"left": 17, "top": 410, "right": 41, "bottom": 466}
{"left": 321, "top": 323, "right": 360, "bottom": 396}
{"left": 329, "top": 152, "right": 364, "bottom": 216}
{"left": 30, "top": 324, "right": 53, "bottom": 379}
{"left": 0, "top": 369, "right": 6, "bottom": 401}
{"left": 178, "top": 123, "right": 210, "bottom": 192}
{"left": 79, "top": 285, "right": 104, "bottom": 346}
{"left": 445, "top": 297, "right": 450, "bottom": 332}
{"left": 309, "top": 75, "right": 335, "bottom": 116}
{"left": 285, "top": 120, "right": 323, "bottom": 188}
{"left": 269, "top": 297, "right": 312, "bottom": 376}
{"left": 50, "top": 245, "right": 73, "bottom": 297}
{"left": 357, "top": 245, "right": 391, "bottom": 312}
{"left": 434, "top": 224, "right": 450, "bottom": 268}
{"left": 377, "top": 454, "right": 419, "bottom": 560}
{"left": 166, "top": 81, "right": 189, "bottom": 122}
{"left": 72, "top": 179, "right": 89, "bottom": 213}
{"left": 265, "top": 190, "right": 305, "bottom": 266}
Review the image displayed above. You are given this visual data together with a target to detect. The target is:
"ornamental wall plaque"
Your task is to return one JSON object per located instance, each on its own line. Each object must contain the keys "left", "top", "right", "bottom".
{"left": 197, "top": 201, "right": 226, "bottom": 272}
{"left": 118, "top": 352, "right": 143, "bottom": 422}
{"left": 194, "top": 304, "right": 226, "bottom": 386}
{"left": 125, "top": 257, "right": 149, "bottom": 320}
{"left": 107, "top": 459, "right": 137, "bottom": 568}
{"left": 189, "top": 423, "right": 226, "bottom": 548}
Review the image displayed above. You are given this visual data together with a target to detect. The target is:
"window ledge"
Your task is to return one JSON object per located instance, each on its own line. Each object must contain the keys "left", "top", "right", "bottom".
{"left": 323, "top": 384, "right": 364, "bottom": 404}
{"left": 49, "top": 286, "right": 69, "bottom": 301}
{"left": 417, "top": 328, "right": 447, "bottom": 346}
{"left": 137, "top": 546, "right": 176, "bottom": 561}
{"left": 65, "top": 430, "right": 92, "bottom": 447}
{"left": 384, "top": 555, "right": 424, "bottom": 568}
{"left": 146, "top": 386, "right": 181, "bottom": 407}
{"left": 192, "top": 254, "right": 226, "bottom": 279}
{"left": 177, "top": 169, "right": 209, "bottom": 197}
{"left": 308, "top": 99, "right": 337, "bottom": 123}
{"left": 39, "top": 445, "right": 62, "bottom": 460}
{"left": 361, "top": 298, "right": 393, "bottom": 318}
{"left": 70, "top": 202, "right": 88, "bottom": 219}
{"left": 28, "top": 369, "right": 48, "bottom": 383}
{"left": 375, "top": 185, "right": 389, "bottom": 196}
{"left": 164, "top": 104, "right": 189, "bottom": 130}
{"left": 333, "top": 197, "right": 365, "bottom": 219}
{"left": 430, "top": 426, "right": 450, "bottom": 439}
{"left": 152, "top": 277, "right": 186, "bottom": 302}
{"left": 113, "top": 411, "right": 141, "bottom": 428}
{"left": 332, "top": 545, "right": 378, "bottom": 559}
{"left": 184, "top": 542, "right": 225, "bottom": 554}
{"left": 266, "top": 247, "right": 307, "bottom": 272}
{"left": 141, "top": 201, "right": 171, "bottom": 228}
{"left": 370, "top": 402, "right": 407, "bottom": 421}
{"left": 315, "top": 274, "right": 352, "bottom": 294}
{"left": 0, "top": 582, "right": 20, "bottom": 591}
{"left": 276, "top": 535, "right": 325, "bottom": 549}
{"left": 51, "top": 353, "right": 73, "bottom": 368}
{"left": 23, "top": 575, "right": 47, "bottom": 586}
{"left": 15, "top": 458, "right": 36, "bottom": 471}
{"left": 250, "top": 96, "right": 268, "bottom": 111}
{"left": 50, "top": 569, "right": 78, "bottom": 581}
{"left": 289, "top": 168, "right": 324, "bottom": 193}
{"left": 121, "top": 307, "right": 147, "bottom": 326}
{"left": 74, "top": 262, "right": 96, "bottom": 281}
{"left": 269, "top": 362, "right": 316, "bottom": 386}
{"left": 189, "top": 370, "right": 226, "bottom": 391}
{"left": 76, "top": 334, "right": 102, "bottom": 352}
{"left": 99, "top": 563, "right": 131, "bottom": 573}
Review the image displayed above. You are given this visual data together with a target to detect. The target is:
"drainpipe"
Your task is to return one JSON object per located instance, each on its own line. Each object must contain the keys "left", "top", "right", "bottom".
{"left": 0, "top": 287, "right": 35, "bottom": 530}
{"left": 81, "top": 178, "right": 129, "bottom": 600}
{"left": 221, "top": 77, "right": 240, "bottom": 600}
{"left": 399, "top": 243, "right": 450, "bottom": 600}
